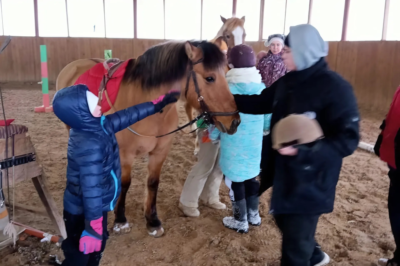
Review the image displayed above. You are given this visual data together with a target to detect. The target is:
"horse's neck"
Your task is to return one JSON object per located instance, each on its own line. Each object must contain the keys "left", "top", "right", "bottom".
{"left": 213, "top": 24, "right": 225, "bottom": 40}
{"left": 115, "top": 81, "right": 178, "bottom": 110}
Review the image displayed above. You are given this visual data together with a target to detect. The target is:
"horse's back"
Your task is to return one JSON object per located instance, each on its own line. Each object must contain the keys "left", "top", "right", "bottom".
{"left": 56, "top": 59, "right": 103, "bottom": 91}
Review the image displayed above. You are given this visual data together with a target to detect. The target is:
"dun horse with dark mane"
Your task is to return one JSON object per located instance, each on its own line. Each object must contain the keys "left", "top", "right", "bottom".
{"left": 187, "top": 16, "right": 247, "bottom": 154}
{"left": 56, "top": 40, "right": 240, "bottom": 237}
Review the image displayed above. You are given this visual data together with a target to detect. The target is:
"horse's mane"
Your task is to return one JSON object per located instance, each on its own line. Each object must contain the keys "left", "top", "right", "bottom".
{"left": 123, "top": 41, "right": 226, "bottom": 90}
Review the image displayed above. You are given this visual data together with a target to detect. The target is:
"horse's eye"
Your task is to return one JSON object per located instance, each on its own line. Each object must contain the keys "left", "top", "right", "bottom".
{"left": 205, "top": 77, "right": 215, "bottom": 83}
{"left": 226, "top": 35, "right": 230, "bottom": 39}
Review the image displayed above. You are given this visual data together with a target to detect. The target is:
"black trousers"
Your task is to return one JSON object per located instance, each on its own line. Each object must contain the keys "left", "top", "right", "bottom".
{"left": 227, "top": 177, "right": 260, "bottom": 202}
{"left": 389, "top": 167, "right": 400, "bottom": 262}
{"left": 274, "top": 214, "right": 324, "bottom": 266}
{"left": 61, "top": 210, "right": 109, "bottom": 266}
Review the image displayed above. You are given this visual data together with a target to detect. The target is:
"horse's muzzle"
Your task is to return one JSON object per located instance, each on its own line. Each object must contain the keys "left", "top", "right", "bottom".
{"left": 227, "top": 118, "right": 240, "bottom": 135}
{"left": 215, "top": 118, "right": 240, "bottom": 135}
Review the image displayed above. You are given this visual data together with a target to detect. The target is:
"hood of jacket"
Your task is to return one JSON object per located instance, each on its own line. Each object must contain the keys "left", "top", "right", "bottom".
{"left": 53, "top": 84, "right": 102, "bottom": 132}
{"left": 226, "top": 67, "right": 265, "bottom": 95}
{"left": 288, "top": 24, "right": 329, "bottom": 71}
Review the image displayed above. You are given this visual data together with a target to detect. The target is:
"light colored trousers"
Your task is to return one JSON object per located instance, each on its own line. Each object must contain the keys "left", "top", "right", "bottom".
{"left": 180, "top": 130, "right": 223, "bottom": 208}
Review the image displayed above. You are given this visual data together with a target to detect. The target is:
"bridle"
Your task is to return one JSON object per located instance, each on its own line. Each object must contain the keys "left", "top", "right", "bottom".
{"left": 155, "top": 57, "right": 239, "bottom": 138}
{"left": 184, "top": 58, "right": 239, "bottom": 125}
{"left": 97, "top": 55, "right": 238, "bottom": 138}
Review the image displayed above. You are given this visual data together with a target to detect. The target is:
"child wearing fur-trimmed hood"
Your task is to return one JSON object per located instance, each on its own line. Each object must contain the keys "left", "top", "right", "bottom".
{"left": 257, "top": 34, "right": 287, "bottom": 87}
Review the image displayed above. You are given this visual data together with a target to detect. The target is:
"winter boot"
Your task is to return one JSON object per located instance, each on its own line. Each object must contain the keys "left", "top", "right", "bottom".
{"left": 179, "top": 202, "right": 200, "bottom": 217}
{"left": 310, "top": 244, "right": 330, "bottom": 266}
{"left": 378, "top": 258, "right": 399, "bottom": 266}
{"left": 313, "top": 252, "right": 330, "bottom": 266}
{"left": 246, "top": 195, "right": 261, "bottom": 226}
{"left": 223, "top": 199, "right": 249, "bottom": 233}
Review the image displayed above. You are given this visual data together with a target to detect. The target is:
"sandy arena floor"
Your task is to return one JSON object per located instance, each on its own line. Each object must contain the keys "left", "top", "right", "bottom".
{"left": 0, "top": 87, "right": 395, "bottom": 266}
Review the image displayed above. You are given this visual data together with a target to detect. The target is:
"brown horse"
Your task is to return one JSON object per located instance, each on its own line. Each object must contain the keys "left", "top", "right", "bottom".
{"left": 56, "top": 41, "right": 240, "bottom": 237}
{"left": 187, "top": 16, "right": 247, "bottom": 154}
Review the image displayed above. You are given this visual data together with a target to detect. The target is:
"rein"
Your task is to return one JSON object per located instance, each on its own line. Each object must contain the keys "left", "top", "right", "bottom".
{"left": 98, "top": 57, "right": 238, "bottom": 138}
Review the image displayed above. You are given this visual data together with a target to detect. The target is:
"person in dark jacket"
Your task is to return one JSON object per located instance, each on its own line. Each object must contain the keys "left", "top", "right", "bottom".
{"left": 375, "top": 86, "right": 400, "bottom": 266}
{"left": 233, "top": 24, "right": 360, "bottom": 266}
{"left": 53, "top": 85, "right": 179, "bottom": 266}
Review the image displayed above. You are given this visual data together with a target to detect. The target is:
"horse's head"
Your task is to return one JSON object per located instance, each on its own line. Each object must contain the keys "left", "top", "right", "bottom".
{"left": 125, "top": 41, "right": 240, "bottom": 134}
{"left": 218, "top": 16, "right": 246, "bottom": 48}
{"left": 183, "top": 41, "right": 240, "bottom": 134}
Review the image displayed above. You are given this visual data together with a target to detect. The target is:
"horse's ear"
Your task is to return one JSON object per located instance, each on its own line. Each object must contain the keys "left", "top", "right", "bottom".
{"left": 220, "top": 15, "right": 227, "bottom": 24}
{"left": 241, "top": 16, "right": 245, "bottom": 22}
{"left": 185, "top": 42, "right": 202, "bottom": 62}
{"left": 213, "top": 36, "right": 228, "bottom": 54}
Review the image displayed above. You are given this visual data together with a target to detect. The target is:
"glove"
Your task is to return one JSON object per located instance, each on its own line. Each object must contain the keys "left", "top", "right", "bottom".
{"left": 152, "top": 91, "right": 181, "bottom": 113}
{"left": 79, "top": 217, "right": 103, "bottom": 255}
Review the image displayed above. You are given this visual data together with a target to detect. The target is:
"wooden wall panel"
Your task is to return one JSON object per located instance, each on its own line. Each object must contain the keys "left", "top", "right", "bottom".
{"left": 0, "top": 36, "right": 399, "bottom": 112}
{"left": 132, "top": 39, "right": 164, "bottom": 58}
{"left": 326, "top": 42, "right": 338, "bottom": 71}
{"left": 335, "top": 42, "right": 358, "bottom": 87}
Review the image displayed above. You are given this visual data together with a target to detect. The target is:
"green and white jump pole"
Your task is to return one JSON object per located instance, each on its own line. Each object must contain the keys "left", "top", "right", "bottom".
{"left": 34, "top": 45, "right": 53, "bottom": 113}
{"left": 105, "top": 49, "right": 112, "bottom": 60}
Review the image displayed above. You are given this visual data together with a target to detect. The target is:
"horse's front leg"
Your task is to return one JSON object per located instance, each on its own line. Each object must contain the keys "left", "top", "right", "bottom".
{"left": 113, "top": 155, "right": 133, "bottom": 234}
{"left": 145, "top": 149, "right": 169, "bottom": 238}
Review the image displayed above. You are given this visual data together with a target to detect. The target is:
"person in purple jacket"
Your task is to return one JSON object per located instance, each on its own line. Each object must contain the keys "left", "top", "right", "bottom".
{"left": 53, "top": 84, "right": 179, "bottom": 266}
{"left": 257, "top": 34, "right": 287, "bottom": 87}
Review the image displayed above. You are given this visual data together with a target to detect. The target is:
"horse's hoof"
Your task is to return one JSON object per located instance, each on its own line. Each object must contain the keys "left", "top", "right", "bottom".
{"left": 147, "top": 226, "right": 164, "bottom": 238}
{"left": 113, "top": 222, "right": 131, "bottom": 234}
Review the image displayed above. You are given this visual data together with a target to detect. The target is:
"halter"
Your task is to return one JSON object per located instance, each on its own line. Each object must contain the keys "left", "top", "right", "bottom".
{"left": 183, "top": 58, "right": 239, "bottom": 126}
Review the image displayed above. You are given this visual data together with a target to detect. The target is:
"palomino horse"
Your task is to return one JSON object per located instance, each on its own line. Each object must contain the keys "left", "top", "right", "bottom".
{"left": 186, "top": 16, "right": 247, "bottom": 154}
{"left": 56, "top": 41, "right": 241, "bottom": 237}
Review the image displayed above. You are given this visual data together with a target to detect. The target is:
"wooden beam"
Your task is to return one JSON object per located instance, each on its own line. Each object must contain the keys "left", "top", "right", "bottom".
{"left": 163, "top": 0, "right": 166, "bottom": 39}
{"left": 103, "top": 0, "right": 107, "bottom": 37}
{"left": 0, "top": 0, "right": 4, "bottom": 35}
{"left": 32, "top": 175, "right": 66, "bottom": 239}
{"left": 259, "top": 0, "right": 265, "bottom": 41}
{"left": 133, "top": 0, "right": 137, "bottom": 39}
{"left": 283, "top": 0, "right": 288, "bottom": 34}
{"left": 308, "top": 0, "right": 313, "bottom": 24}
{"left": 200, "top": 0, "right": 203, "bottom": 40}
{"left": 65, "top": 0, "right": 69, "bottom": 37}
{"left": 232, "top": 0, "right": 237, "bottom": 17}
{"left": 382, "top": 0, "right": 390, "bottom": 40}
{"left": 341, "top": 0, "right": 351, "bottom": 41}
{"left": 34, "top": 0, "right": 39, "bottom": 37}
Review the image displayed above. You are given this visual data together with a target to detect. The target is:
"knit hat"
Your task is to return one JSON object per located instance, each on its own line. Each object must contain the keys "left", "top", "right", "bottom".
{"left": 272, "top": 114, "right": 323, "bottom": 150}
{"left": 227, "top": 44, "right": 256, "bottom": 68}
{"left": 265, "top": 34, "right": 285, "bottom": 47}
{"left": 86, "top": 90, "right": 99, "bottom": 115}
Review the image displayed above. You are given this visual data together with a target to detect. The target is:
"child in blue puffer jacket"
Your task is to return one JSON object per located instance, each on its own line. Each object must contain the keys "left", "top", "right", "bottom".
{"left": 210, "top": 44, "right": 269, "bottom": 233}
{"left": 53, "top": 85, "right": 179, "bottom": 266}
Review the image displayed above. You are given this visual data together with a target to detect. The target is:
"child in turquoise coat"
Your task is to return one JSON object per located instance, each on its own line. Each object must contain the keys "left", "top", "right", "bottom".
{"left": 210, "top": 44, "right": 269, "bottom": 233}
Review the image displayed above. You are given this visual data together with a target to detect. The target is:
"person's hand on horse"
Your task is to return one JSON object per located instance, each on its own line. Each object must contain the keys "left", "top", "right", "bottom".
{"left": 278, "top": 146, "right": 298, "bottom": 156}
{"left": 153, "top": 90, "right": 181, "bottom": 113}
{"left": 79, "top": 217, "right": 103, "bottom": 255}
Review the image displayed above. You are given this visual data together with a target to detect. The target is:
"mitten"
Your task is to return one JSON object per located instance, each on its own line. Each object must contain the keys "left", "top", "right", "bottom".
{"left": 152, "top": 91, "right": 181, "bottom": 113}
{"left": 79, "top": 217, "right": 103, "bottom": 255}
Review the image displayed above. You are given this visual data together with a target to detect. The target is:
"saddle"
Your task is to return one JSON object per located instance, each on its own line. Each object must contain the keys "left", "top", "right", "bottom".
{"left": 74, "top": 59, "right": 131, "bottom": 113}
